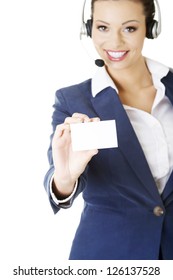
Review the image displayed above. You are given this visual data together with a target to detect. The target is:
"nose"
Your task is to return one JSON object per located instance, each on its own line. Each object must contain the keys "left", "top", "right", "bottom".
{"left": 109, "top": 30, "right": 124, "bottom": 48}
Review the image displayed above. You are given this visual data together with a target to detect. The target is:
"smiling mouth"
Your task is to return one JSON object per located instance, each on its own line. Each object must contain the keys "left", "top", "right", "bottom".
{"left": 106, "top": 50, "right": 129, "bottom": 61}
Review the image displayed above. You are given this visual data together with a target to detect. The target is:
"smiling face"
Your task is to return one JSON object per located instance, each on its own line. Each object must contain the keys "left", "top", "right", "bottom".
{"left": 92, "top": 0, "right": 146, "bottom": 71}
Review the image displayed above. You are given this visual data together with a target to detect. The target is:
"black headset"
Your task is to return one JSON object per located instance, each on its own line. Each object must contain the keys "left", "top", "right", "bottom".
{"left": 80, "top": 0, "right": 161, "bottom": 40}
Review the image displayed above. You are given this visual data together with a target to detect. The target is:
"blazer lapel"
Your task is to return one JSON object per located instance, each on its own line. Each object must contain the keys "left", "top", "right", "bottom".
{"left": 162, "top": 71, "right": 173, "bottom": 105}
{"left": 91, "top": 87, "right": 161, "bottom": 201}
{"left": 161, "top": 172, "right": 173, "bottom": 206}
{"left": 161, "top": 72, "right": 173, "bottom": 203}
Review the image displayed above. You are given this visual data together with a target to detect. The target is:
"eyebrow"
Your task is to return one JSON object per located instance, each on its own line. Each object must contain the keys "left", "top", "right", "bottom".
{"left": 95, "top": 19, "right": 140, "bottom": 25}
{"left": 122, "top": 20, "right": 140, "bottom": 25}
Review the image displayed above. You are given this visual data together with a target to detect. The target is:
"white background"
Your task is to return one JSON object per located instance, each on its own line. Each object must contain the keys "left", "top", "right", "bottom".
{"left": 0, "top": 0, "right": 173, "bottom": 276}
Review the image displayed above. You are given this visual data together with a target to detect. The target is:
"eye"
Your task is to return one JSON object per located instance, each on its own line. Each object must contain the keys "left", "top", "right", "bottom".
{"left": 97, "top": 25, "right": 108, "bottom": 32}
{"left": 123, "top": 26, "right": 137, "bottom": 33}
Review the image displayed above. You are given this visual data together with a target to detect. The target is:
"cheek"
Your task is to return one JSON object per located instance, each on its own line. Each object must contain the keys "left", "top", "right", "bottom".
{"left": 128, "top": 35, "right": 145, "bottom": 51}
{"left": 92, "top": 35, "right": 103, "bottom": 47}
{"left": 137, "top": 37, "right": 145, "bottom": 51}
{"left": 92, "top": 29, "right": 107, "bottom": 47}
{"left": 92, "top": 39, "right": 105, "bottom": 56}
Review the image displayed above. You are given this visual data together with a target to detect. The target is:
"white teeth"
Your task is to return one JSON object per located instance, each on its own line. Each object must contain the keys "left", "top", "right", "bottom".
{"left": 108, "top": 51, "right": 126, "bottom": 58}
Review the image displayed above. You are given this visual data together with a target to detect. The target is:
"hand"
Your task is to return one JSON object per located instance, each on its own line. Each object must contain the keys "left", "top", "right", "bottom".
{"left": 52, "top": 113, "right": 100, "bottom": 196}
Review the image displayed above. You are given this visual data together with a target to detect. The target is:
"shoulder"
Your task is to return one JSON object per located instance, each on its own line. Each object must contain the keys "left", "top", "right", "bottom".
{"left": 53, "top": 79, "right": 93, "bottom": 115}
{"left": 56, "top": 79, "right": 92, "bottom": 97}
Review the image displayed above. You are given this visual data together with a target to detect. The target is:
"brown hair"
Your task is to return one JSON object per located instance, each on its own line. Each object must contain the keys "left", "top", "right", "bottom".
{"left": 91, "top": 0, "right": 155, "bottom": 24}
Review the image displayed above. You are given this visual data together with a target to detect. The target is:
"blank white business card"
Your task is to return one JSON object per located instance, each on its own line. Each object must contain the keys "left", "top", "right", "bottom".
{"left": 70, "top": 120, "right": 118, "bottom": 151}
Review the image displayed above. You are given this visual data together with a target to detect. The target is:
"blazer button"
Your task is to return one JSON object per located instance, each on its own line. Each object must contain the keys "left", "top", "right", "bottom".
{"left": 153, "top": 206, "right": 164, "bottom": 217}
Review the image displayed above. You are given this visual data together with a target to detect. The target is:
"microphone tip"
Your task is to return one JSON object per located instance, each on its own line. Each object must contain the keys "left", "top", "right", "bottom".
{"left": 95, "top": 59, "right": 105, "bottom": 67}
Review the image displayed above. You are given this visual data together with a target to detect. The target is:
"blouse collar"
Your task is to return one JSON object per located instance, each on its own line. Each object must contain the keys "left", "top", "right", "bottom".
{"left": 91, "top": 57, "right": 169, "bottom": 98}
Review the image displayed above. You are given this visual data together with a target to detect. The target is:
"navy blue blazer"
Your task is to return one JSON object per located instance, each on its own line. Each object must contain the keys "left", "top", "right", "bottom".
{"left": 44, "top": 70, "right": 173, "bottom": 260}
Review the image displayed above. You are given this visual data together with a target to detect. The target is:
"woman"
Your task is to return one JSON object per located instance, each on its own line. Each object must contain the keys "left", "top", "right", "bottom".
{"left": 44, "top": 0, "right": 173, "bottom": 260}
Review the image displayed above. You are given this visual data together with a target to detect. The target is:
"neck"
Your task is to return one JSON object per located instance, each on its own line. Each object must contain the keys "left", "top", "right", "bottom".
{"left": 106, "top": 57, "right": 152, "bottom": 91}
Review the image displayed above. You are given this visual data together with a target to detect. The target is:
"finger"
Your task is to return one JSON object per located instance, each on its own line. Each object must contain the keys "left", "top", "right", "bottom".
{"left": 90, "top": 117, "right": 100, "bottom": 122}
{"left": 54, "top": 123, "right": 70, "bottom": 138}
{"left": 72, "top": 113, "right": 90, "bottom": 123}
{"left": 84, "top": 149, "right": 99, "bottom": 162}
{"left": 64, "top": 117, "right": 83, "bottom": 124}
{"left": 88, "top": 149, "right": 99, "bottom": 156}
{"left": 52, "top": 124, "right": 71, "bottom": 149}
{"left": 71, "top": 114, "right": 100, "bottom": 123}
{"left": 72, "top": 113, "right": 89, "bottom": 119}
{"left": 65, "top": 114, "right": 100, "bottom": 124}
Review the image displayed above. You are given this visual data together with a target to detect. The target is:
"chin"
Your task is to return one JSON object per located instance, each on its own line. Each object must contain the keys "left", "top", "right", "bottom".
{"left": 105, "top": 60, "right": 130, "bottom": 71}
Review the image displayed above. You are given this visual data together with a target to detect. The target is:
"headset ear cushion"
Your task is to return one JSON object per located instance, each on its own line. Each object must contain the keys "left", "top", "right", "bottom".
{"left": 146, "top": 20, "right": 158, "bottom": 39}
{"left": 85, "top": 19, "right": 93, "bottom": 37}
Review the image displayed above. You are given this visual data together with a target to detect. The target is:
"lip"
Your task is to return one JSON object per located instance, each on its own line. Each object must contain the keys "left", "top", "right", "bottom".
{"left": 105, "top": 50, "right": 129, "bottom": 62}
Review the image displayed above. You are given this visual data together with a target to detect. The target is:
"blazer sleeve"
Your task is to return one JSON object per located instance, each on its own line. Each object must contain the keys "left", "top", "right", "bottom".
{"left": 43, "top": 88, "right": 87, "bottom": 214}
